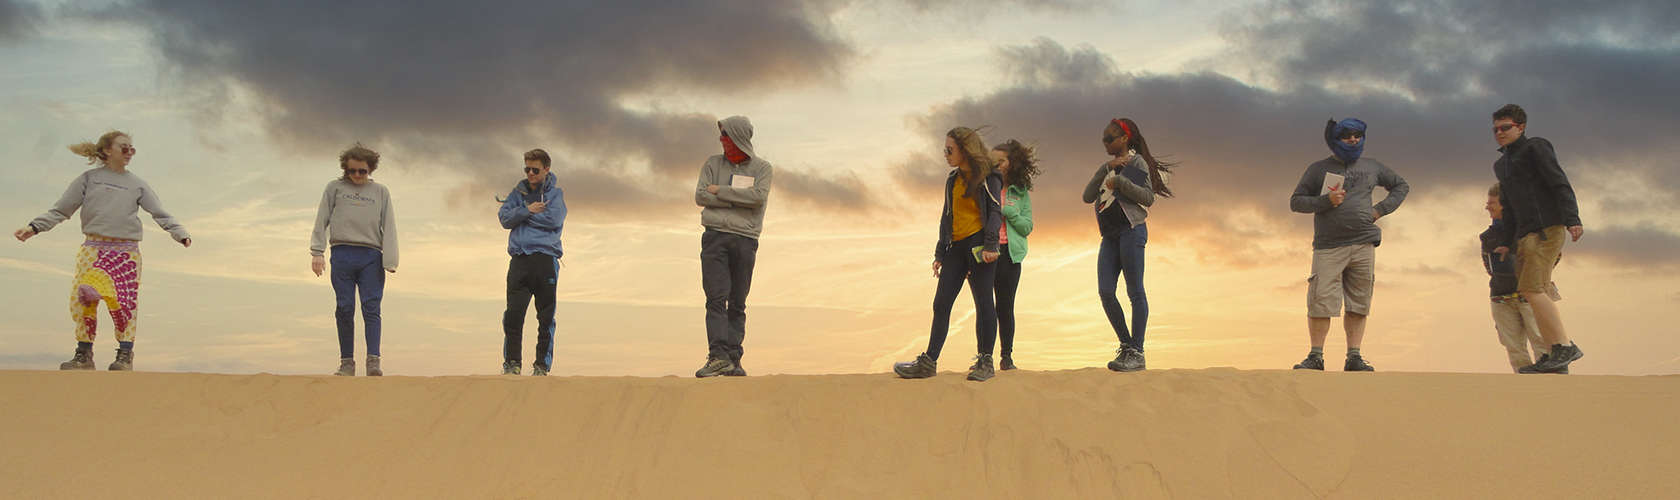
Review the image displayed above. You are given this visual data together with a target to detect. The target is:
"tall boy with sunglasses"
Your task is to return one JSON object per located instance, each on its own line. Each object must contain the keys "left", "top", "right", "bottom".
{"left": 497, "top": 149, "right": 567, "bottom": 376}
{"left": 1488, "top": 104, "right": 1585, "bottom": 374}
{"left": 1288, "top": 118, "right": 1410, "bottom": 371}
{"left": 311, "top": 143, "right": 398, "bottom": 376}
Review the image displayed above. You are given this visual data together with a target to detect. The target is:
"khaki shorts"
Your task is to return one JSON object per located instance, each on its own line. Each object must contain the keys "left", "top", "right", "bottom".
{"left": 1307, "top": 243, "right": 1375, "bottom": 318}
{"left": 1516, "top": 226, "right": 1566, "bottom": 295}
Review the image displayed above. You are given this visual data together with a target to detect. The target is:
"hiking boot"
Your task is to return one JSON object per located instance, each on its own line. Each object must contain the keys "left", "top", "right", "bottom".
{"left": 999, "top": 354, "right": 1017, "bottom": 371}
{"left": 108, "top": 348, "right": 133, "bottom": 371}
{"left": 1293, "top": 353, "right": 1325, "bottom": 370}
{"left": 1343, "top": 354, "right": 1375, "bottom": 372}
{"left": 59, "top": 345, "right": 95, "bottom": 370}
{"left": 366, "top": 355, "right": 382, "bottom": 376}
{"left": 1524, "top": 344, "right": 1582, "bottom": 374}
{"left": 1106, "top": 346, "right": 1130, "bottom": 371}
{"left": 725, "top": 360, "right": 746, "bottom": 377}
{"left": 1532, "top": 343, "right": 1579, "bottom": 375}
{"left": 1121, "top": 349, "right": 1147, "bottom": 372}
{"left": 333, "top": 358, "right": 355, "bottom": 376}
{"left": 966, "top": 354, "right": 995, "bottom": 382}
{"left": 893, "top": 352, "right": 937, "bottom": 379}
{"left": 531, "top": 364, "right": 549, "bottom": 377}
{"left": 695, "top": 356, "right": 735, "bottom": 378}
{"left": 502, "top": 360, "right": 521, "bottom": 375}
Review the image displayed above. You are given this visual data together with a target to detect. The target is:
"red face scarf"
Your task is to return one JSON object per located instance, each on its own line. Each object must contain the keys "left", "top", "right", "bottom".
{"left": 721, "top": 134, "right": 748, "bottom": 164}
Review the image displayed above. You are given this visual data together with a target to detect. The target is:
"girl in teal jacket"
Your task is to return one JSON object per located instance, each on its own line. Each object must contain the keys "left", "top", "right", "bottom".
{"left": 988, "top": 140, "right": 1041, "bottom": 371}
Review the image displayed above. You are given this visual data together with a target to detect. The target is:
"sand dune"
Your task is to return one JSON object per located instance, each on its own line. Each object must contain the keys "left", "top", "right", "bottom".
{"left": 1, "top": 368, "right": 1676, "bottom": 499}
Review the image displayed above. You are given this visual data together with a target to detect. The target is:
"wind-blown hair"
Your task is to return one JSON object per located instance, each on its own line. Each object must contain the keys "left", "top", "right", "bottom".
{"left": 947, "top": 126, "right": 995, "bottom": 202}
{"left": 67, "top": 131, "right": 129, "bottom": 165}
{"left": 992, "top": 139, "right": 1042, "bottom": 191}
{"left": 1106, "top": 118, "right": 1176, "bottom": 198}
{"left": 339, "top": 143, "right": 381, "bottom": 180}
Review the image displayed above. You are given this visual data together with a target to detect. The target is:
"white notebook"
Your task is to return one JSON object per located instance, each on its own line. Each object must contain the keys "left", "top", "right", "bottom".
{"left": 730, "top": 174, "right": 755, "bottom": 189}
{"left": 1320, "top": 172, "right": 1345, "bottom": 195}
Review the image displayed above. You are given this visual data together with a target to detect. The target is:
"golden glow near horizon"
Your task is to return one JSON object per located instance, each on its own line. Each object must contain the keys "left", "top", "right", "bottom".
{"left": 1, "top": 1, "right": 1676, "bottom": 376}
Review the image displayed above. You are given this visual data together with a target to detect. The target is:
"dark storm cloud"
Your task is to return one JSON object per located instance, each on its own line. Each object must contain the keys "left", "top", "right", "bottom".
{"left": 1566, "top": 224, "right": 1680, "bottom": 268}
{"left": 906, "top": 1, "right": 1680, "bottom": 267}
{"left": 83, "top": 0, "right": 859, "bottom": 212}
{"left": 78, "top": 0, "right": 1093, "bottom": 214}
{"left": 0, "top": 0, "right": 42, "bottom": 41}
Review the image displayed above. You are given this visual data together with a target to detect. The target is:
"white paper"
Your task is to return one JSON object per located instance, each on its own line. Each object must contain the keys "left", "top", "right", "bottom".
{"left": 1320, "top": 172, "right": 1345, "bottom": 195}
{"left": 730, "top": 174, "right": 756, "bottom": 190}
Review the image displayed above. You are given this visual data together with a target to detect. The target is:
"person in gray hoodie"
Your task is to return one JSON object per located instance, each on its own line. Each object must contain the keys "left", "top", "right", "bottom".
{"left": 1288, "top": 118, "right": 1409, "bottom": 372}
{"left": 15, "top": 130, "right": 192, "bottom": 372}
{"left": 497, "top": 149, "right": 566, "bottom": 376}
{"left": 310, "top": 143, "right": 398, "bottom": 376}
{"left": 693, "top": 116, "right": 773, "bottom": 378}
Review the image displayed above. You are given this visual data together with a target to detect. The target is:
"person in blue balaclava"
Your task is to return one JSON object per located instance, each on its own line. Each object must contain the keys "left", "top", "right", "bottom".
{"left": 1287, "top": 117, "right": 1410, "bottom": 372}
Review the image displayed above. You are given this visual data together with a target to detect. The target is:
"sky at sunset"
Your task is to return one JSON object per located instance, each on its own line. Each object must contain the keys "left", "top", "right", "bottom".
{"left": 2, "top": 0, "right": 1676, "bottom": 376}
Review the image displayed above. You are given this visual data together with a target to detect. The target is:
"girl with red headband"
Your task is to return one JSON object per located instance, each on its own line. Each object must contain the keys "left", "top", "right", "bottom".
{"left": 1082, "top": 118, "right": 1175, "bottom": 372}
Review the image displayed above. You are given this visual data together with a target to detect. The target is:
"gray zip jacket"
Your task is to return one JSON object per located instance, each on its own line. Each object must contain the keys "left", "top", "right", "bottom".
{"left": 1082, "top": 153, "right": 1154, "bottom": 228}
{"left": 695, "top": 116, "right": 773, "bottom": 239}
{"left": 309, "top": 179, "right": 399, "bottom": 269}
{"left": 28, "top": 167, "right": 191, "bottom": 242}
{"left": 1289, "top": 156, "right": 1409, "bottom": 250}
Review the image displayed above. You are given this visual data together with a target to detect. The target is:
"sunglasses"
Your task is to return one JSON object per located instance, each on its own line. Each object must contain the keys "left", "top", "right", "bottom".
{"left": 119, "top": 144, "right": 136, "bottom": 155}
{"left": 1102, "top": 134, "right": 1123, "bottom": 144}
{"left": 1493, "top": 123, "right": 1520, "bottom": 133}
{"left": 345, "top": 168, "right": 370, "bottom": 175}
{"left": 524, "top": 167, "right": 543, "bottom": 174}
{"left": 1338, "top": 130, "right": 1365, "bottom": 140}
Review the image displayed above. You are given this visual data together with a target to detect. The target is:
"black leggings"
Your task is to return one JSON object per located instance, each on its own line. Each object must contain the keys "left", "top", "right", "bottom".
{"left": 927, "top": 234, "right": 997, "bottom": 360}
{"left": 994, "top": 244, "right": 1021, "bottom": 357}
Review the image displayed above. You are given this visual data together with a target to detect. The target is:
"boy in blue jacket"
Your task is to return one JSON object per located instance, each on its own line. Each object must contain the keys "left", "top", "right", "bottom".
{"left": 497, "top": 149, "right": 567, "bottom": 376}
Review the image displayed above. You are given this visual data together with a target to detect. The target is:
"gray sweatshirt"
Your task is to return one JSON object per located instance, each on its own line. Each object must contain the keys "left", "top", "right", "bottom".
{"left": 28, "top": 167, "right": 191, "bottom": 242}
{"left": 1289, "top": 156, "right": 1409, "bottom": 250}
{"left": 695, "top": 116, "right": 773, "bottom": 239}
{"left": 309, "top": 179, "right": 399, "bottom": 269}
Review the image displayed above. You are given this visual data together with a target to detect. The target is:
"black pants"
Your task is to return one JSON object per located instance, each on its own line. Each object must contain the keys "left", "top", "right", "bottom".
{"left": 503, "top": 253, "right": 558, "bottom": 369}
{"left": 994, "top": 244, "right": 1021, "bottom": 357}
{"left": 928, "top": 234, "right": 997, "bottom": 360}
{"left": 701, "top": 230, "right": 758, "bottom": 363}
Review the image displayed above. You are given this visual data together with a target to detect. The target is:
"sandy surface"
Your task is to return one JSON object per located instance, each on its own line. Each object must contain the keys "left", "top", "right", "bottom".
{"left": 1, "top": 368, "right": 1676, "bottom": 499}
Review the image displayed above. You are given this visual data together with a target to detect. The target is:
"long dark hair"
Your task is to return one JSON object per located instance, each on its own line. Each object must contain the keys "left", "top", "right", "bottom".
{"left": 992, "top": 139, "right": 1042, "bottom": 191}
{"left": 947, "top": 126, "right": 995, "bottom": 202}
{"left": 1107, "top": 118, "right": 1176, "bottom": 198}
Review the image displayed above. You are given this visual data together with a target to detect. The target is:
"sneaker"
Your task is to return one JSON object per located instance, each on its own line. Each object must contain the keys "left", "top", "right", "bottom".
{"left": 1519, "top": 353, "right": 1547, "bottom": 374}
{"left": 531, "top": 365, "right": 549, "bottom": 376}
{"left": 502, "top": 360, "right": 521, "bottom": 375}
{"left": 1524, "top": 344, "right": 1582, "bottom": 374}
{"left": 1343, "top": 354, "right": 1375, "bottom": 372}
{"left": 1292, "top": 353, "right": 1325, "bottom": 370}
{"left": 966, "top": 354, "right": 995, "bottom": 382}
{"left": 108, "top": 348, "right": 133, "bottom": 371}
{"left": 1106, "top": 347, "right": 1131, "bottom": 372}
{"left": 999, "top": 355, "right": 1017, "bottom": 371}
{"left": 893, "top": 353, "right": 937, "bottom": 379}
{"left": 59, "top": 346, "right": 95, "bottom": 370}
{"left": 366, "top": 355, "right": 382, "bottom": 376}
{"left": 695, "top": 356, "right": 735, "bottom": 378}
{"left": 725, "top": 360, "right": 746, "bottom": 377}
{"left": 334, "top": 358, "right": 355, "bottom": 376}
